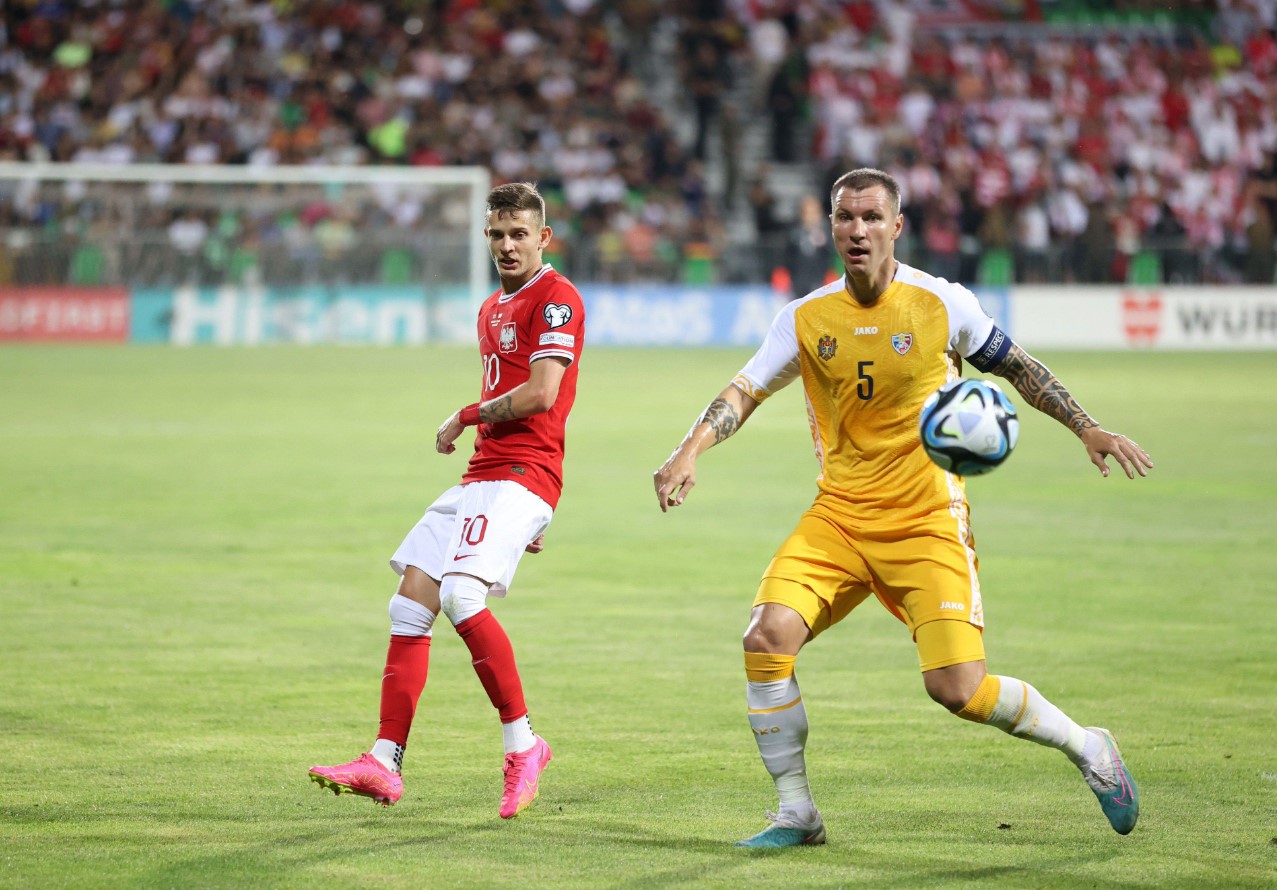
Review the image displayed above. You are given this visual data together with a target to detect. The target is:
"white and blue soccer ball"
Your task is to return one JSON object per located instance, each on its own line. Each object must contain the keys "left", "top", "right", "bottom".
{"left": 919, "top": 378, "right": 1019, "bottom": 477}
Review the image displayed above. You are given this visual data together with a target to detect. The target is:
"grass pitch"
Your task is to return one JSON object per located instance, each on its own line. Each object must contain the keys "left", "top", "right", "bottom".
{"left": 1, "top": 345, "right": 1275, "bottom": 889}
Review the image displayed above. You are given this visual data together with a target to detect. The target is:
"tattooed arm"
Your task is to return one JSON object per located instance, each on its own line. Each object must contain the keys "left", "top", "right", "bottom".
{"left": 436, "top": 357, "right": 569, "bottom": 455}
{"left": 992, "top": 343, "right": 1154, "bottom": 479}
{"left": 653, "top": 383, "right": 761, "bottom": 512}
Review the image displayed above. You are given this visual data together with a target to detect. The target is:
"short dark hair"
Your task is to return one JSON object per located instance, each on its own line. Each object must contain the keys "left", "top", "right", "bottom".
{"left": 486, "top": 182, "right": 546, "bottom": 227}
{"left": 829, "top": 168, "right": 901, "bottom": 216}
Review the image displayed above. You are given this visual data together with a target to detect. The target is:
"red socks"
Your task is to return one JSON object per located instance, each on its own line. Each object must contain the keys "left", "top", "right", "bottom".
{"left": 377, "top": 609, "right": 526, "bottom": 746}
{"left": 454, "top": 609, "right": 528, "bottom": 723}
{"left": 377, "top": 635, "right": 432, "bottom": 746}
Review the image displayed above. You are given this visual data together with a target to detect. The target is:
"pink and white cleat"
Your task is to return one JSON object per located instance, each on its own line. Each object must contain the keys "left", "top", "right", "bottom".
{"left": 499, "top": 736, "right": 552, "bottom": 819}
{"left": 308, "top": 753, "right": 403, "bottom": 806}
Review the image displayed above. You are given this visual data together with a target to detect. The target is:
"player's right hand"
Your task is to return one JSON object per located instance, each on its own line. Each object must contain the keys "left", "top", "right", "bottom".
{"left": 435, "top": 412, "right": 463, "bottom": 454}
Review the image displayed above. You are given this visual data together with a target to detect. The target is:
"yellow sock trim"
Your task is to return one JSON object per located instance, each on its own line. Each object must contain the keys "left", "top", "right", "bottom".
{"left": 956, "top": 674, "right": 1001, "bottom": 723}
{"left": 744, "top": 651, "right": 796, "bottom": 683}
{"left": 748, "top": 696, "right": 803, "bottom": 715}
{"left": 1012, "top": 680, "right": 1030, "bottom": 725}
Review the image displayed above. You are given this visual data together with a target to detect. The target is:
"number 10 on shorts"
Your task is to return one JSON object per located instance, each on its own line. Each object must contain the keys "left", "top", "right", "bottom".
{"left": 461, "top": 515, "right": 488, "bottom": 546}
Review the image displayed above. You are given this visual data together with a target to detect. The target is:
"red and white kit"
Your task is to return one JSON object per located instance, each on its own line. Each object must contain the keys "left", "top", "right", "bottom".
{"left": 391, "top": 265, "right": 586, "bottom": 593}
{"left": 464, "top": 264, "right": 585, "bottom": 510}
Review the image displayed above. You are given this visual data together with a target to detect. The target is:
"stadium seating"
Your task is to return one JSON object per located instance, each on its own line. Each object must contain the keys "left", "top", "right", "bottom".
{"left": 2, "top": 1, "right": 1272, "bottom": 287}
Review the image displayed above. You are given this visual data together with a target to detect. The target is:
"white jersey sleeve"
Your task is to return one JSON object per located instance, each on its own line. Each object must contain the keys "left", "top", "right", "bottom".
{"left": 731, "top": 299, "right": 802, "bottom": 403}
{"left": 901, "top": 263, "right": 1010, "bottom": 371}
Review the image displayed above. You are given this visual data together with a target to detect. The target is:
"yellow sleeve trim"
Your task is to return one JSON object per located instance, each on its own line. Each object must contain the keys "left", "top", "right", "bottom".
{"left": 731, "top": 374, "right": 771, "bottom": 404}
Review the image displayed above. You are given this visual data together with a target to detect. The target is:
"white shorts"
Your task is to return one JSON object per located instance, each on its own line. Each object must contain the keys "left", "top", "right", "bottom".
{"left": 389, "top": 480, "right": 552, "bottom": 597}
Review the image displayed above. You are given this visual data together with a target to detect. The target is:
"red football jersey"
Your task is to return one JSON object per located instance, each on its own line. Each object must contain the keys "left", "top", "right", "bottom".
{"left": 461, "top": 265, "right": 585, "bottom": 509}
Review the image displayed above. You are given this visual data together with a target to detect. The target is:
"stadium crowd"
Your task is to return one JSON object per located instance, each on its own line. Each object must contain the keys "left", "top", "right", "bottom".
{"left": 2, "top": 0, "right": 1275, "bottom": 288}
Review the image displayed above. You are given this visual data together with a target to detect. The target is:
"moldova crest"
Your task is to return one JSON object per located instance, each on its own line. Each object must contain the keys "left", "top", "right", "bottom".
{"left": 817, "top": 335, "right": 837, "bottom": 361}
{"left": 891, "top": 332, "right": 914, "bottom": 355}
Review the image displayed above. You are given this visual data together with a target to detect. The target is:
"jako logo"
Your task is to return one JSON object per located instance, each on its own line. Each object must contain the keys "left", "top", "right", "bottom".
{"left": 940, "top": 601, "right": 965, "bottom": 611}
{"left": 854, "top": 326, "right": 878, "bottom": 335}
{"left": 753, "top": 726, "right": 780, "bottom": 735}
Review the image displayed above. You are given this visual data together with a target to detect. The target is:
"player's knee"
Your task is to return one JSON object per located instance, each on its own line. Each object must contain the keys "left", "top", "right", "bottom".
{"left": 388, "top": 592, "right": 435, "bottom": 637}
{"left": 742, "top": 604, "right": 809, "bottom": 653}
{"left": 439, "top": 574, "right": 489, "bottom": 625}
{"left": 923, "top": 673, "right": 980, "bottom": 713}
{"left": 927, "top": 684, "right": 971, "bottom": 713}
{"left": 742, "top": 621, "right": 791, "bottom": 653}
{"left": 396, "top": 566, "right": 441, "bottom": 613}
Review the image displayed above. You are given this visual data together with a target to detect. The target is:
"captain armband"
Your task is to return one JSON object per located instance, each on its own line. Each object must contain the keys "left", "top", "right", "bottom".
{"left": 967, "top": 327, "right": 1012, "bottom": 373}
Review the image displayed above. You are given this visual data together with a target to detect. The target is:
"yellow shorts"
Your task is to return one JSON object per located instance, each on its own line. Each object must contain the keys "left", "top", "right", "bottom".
{"left": 753, "top": 496, "right": 986, "bottom": 671}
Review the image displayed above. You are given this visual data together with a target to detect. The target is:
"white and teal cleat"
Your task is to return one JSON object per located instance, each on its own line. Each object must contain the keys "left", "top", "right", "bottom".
{"left": 735, "top": 811, "right": 827, "bottom": 848}
{"left": 1083, "top": 727, "right": 1140, "bottom": 835}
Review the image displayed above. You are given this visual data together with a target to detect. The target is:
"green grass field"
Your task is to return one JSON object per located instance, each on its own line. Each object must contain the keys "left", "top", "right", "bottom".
{"left": 2, "top": 345, "right": 1275, "bottom": 889}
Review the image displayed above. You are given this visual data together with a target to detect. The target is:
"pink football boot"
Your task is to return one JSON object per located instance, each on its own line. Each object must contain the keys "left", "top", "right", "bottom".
{"left": 499, "top": 736, "right": 552, "bottom": 818}
{"left": 308, "top": 753, "right": 403, "bottom": 806}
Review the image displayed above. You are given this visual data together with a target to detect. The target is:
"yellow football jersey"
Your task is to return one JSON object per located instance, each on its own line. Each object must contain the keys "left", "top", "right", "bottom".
{"left": 734, "top": 262, "right": 1009, "bottom": 525}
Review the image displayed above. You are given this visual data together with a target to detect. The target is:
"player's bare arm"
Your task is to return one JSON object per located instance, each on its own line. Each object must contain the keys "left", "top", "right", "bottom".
{"left": 653, "top": 383, "right": 760, "bottom": 512}
{"left": 436, "top": 357, "right": 569, "bottom": 454}
{"left": 993, "top": 343, "right": 1153, "bottom": 479}
{"left": 702, "top": 395, "right": 745, "bottom": 443}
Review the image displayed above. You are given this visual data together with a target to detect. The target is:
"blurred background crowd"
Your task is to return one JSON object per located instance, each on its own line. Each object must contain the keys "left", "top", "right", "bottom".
{"left": 3, "top": 0, "right": 1276, "bottom": 291}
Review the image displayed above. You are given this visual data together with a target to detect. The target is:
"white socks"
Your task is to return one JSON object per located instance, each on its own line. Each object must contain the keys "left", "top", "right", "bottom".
{"left": 502, "top": 715, "right": 536, "bottom": 754}
{"left": 370, "top": 738, "right": 404, "bottom": 773}
{"left": 747, "top": 675, "right": 815, "bottom": 817}
{"left": 986, "top": 676, "right": 1091, "bottom": 766}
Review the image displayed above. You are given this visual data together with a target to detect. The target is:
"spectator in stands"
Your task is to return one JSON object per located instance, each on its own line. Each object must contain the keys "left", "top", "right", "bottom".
{"left": 1242, "top": 188, "right": 1276, "bottom": 284}
{"left": 748, "top": 169, "right": 788, "bottom": 279}
{"left": 1076, "top": 201, "right": 1117, "bottom": 284}
{"left": 166, "top": 209, "right": 210, "bottom": 284}
{"left": 1014, "top": 192, "right": 1052, "bottom": 283}
{"left": 719, "top": 101, "right": 745, "bottom": 211}
{"left": 921, "top": 193, "right": 963, "bottom": 283}
{"left": 681, "top": 18, "right": 733, "bottom": 163}
{"left": 1149, "top": 201, "right": 1194, "bottom": 284}
{"left": 767, "top": 41, "right": 809, "bottom": 164}
{"left": 784, "top": 194, "right": 833, "bottom": 298}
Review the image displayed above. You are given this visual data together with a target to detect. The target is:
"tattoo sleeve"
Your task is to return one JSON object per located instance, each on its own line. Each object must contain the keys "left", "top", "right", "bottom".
{"left": 482, "top": 395, "right": 518, "bottom": 423}
{"left": 994, "top": 344, "right": 1098, "bottom": 436}
{"left": 698, "top": 397, "right": 741, "bottom": 444}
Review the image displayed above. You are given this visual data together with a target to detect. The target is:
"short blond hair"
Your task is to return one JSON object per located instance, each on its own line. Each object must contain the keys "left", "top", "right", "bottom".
{"left": 830, "top": 168, "right": 901, "bottom": 216}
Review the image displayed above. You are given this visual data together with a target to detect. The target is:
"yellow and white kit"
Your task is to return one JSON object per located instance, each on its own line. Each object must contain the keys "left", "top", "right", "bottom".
{"left": 733, "top": 262, "right": 1013, "bottom": 670}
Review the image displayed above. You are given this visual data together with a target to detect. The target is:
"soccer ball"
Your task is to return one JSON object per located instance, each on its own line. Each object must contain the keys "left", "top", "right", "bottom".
{"left": 918, "top": 378, "right": 1019, "bottom": 476}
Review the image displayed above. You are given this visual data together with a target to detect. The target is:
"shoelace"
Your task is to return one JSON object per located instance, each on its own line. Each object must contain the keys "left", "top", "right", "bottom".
{"left": 761, "top": 807, "right": 822, "bottom": 827}
{"left": 1085, "top": 761, "right": 1118, "bottom": 792}
{"left": 502, "top": 752, "right": 525, "bottom": 794}
{"left": 763, "top": 809, "right": 805, "bottom": 830}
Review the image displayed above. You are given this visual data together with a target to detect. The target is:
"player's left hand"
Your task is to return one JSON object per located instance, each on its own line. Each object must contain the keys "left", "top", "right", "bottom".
{"left": 436, "top": 412, "right": 464, "bottom": 454}
{"left": 1080, "top": 427, "right": 1153, "bottom": 479}
{"left": 525, "top": 534, "right": 545, "bottom": 554}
